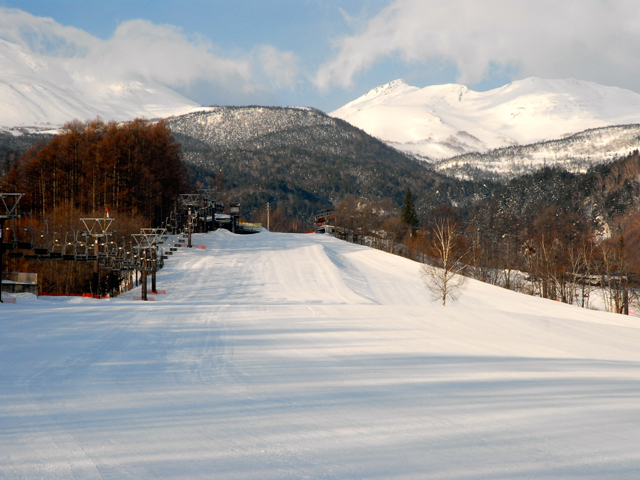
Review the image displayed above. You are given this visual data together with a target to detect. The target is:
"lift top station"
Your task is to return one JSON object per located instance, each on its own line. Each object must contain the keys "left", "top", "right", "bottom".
{"left": 315, "top": 209, "right": 336, "bottom": 234}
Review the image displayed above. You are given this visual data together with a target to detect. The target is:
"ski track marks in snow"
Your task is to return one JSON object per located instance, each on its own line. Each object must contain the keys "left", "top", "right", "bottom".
{"left": 2, "top": 229, "right": 640, "bottom": 478}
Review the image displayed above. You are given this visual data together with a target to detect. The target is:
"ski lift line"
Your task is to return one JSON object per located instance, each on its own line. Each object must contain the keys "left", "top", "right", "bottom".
{"left": 1, "top": 192, "right": 219, "bottom": 301}
{"left": 80, "top": 218, "right": 114, "bottom": 238}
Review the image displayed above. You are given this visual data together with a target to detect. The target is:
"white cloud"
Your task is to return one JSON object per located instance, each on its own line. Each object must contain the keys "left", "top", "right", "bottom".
{"left": 0, "top": 7, "right": 98, "bottom": 56}
{"left": 315, "top": 0, "right": 640, "bottom": 92}
{"left": 257, "top": 45, "right": 299, "bottom": 89}
{"left": 90, "top": 19, "right": 255, "bottom": 93}
{"left": 0, "top": 7, "right": 300, "bottom": 104}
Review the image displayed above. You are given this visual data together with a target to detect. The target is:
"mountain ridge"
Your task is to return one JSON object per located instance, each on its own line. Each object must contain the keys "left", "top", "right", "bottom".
{"left": 163, "top": 106, "right": 487, "bottom": 218}
{"left": 434, "top": 123, "right": 640, "bottom": 181}
{"left": 0, "top": 38, "right": 199, "bottom": 127}
{"left": 330, "top": 77, "right": 640, "bottom": 161}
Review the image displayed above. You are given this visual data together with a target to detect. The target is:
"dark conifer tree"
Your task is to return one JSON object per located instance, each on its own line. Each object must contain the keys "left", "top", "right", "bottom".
{"left": 401, "top": 187, "right": 419, "bottom": 229}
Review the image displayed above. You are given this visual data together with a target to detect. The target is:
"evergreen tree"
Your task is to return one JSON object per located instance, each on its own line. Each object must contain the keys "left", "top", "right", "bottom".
{"left": 401, "top": 187, "right": 419, "bottom": 229}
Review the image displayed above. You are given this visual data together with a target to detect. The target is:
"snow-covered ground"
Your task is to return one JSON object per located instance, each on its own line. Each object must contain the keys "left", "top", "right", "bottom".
{"left": 2, "top": 230, "right": 640, "bottom": 479}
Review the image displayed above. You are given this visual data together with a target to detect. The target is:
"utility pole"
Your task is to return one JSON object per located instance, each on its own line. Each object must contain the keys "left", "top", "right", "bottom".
{"left": 188, "top": 209, "right": 193, "bottom": 248}
{"left": 141, "top": 249, "right": 148, "bottom": 301}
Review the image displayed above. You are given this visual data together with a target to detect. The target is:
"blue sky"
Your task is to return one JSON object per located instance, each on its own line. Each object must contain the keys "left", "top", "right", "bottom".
{"left": 2, "top": 1, "right": 640, "bottom": 112}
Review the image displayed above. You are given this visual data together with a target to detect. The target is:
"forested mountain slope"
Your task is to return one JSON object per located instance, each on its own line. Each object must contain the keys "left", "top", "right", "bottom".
{"left": 2, "top": 107, "right": 640, "bottom": 233}
{"left": 435, "top": 124, "right": 640, "bottom": 181}
{"left": 165, "top": 106, "right": 490, "bottom": 218}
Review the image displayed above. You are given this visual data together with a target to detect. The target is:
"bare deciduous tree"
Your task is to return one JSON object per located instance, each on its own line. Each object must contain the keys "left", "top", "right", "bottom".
{"left": 600, "top": 235, "right": 634, "bottom": 314}
{"left": 421, "top": 219, "right": 467, "bottom": 306}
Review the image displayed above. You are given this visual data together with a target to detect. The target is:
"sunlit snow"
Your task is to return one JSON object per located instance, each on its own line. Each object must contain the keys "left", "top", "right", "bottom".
{"left": 331, "top": 77, "right": 640, "bottom": 161}
{"left": 2, "top": 230, "right": 640, "bottom": 478}
{"left": 0, "top": 39, "right": 199, "bottom": 128}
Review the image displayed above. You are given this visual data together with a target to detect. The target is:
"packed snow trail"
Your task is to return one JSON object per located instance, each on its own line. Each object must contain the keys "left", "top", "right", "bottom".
{"left": 2, "top": 230, "right": 640, "bottom": 479}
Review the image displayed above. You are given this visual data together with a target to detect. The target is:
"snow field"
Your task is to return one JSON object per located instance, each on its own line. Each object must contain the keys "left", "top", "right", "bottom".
{"left": 2, "top": 229, "right": 640, "bottom": 478}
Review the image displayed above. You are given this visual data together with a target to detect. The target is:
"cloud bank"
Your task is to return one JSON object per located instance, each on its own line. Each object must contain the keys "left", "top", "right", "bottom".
{"left": 0, "top": 7, "right": 300, "bottom": 105}
{"left": 315, "top": 0, "right": 640, "bottom": 92}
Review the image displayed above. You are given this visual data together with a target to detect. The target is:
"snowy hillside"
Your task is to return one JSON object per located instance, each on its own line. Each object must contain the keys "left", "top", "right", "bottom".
{"left": 0, "top": 39, "right": 199, "bottom": 128}
{"left": 331, "top": 77, "right": 640, "bottom": 161}
{"left": 436, "top": 123, "right": 640, "bottom": 180}
{"left": 162, "top": 106, "right": 446, "bottom": 216}
{"left": 3, "top": 230, "right": 640, "bottom": 478}
{"left": 166, "top": 106, "right": 333, "bottom": 153}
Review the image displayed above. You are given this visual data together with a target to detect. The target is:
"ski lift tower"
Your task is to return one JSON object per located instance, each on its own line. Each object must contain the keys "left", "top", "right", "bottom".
{"left": 132, "top": 228, "right": 166, "bottom": 300}
{"left": 140, "top": 228, "right": 166, "bottom": 293}
{"left": 0, "top": 193, "right": 24, "bottom": 303}
{"left": 179, "top": 194, "right": 203, "bottom": 247}
{"left": 81, "top": 216, "right": 114, "bottom": 297}
{"left": 132, "top": 233, "right": 151, "bottom": 301}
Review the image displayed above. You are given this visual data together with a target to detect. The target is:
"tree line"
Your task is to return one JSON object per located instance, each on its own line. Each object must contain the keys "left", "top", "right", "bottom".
{"left": 2, "top": 118, "right": 189, "bottom": 224}
{"left": 0, "top": 118, "right": 190, "bottom": 294}
{"left": 328, "top": 172, "right": 640, "bottom": 313}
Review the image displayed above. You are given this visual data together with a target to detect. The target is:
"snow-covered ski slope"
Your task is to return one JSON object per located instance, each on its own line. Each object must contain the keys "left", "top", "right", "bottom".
{"left": 3, "top": 230, "right": 640, "bottom": 479}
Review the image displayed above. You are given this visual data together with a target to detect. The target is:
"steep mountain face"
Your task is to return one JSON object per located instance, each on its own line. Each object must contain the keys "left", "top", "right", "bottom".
{"left": 435, "top": 124, "right": 640, "bottom": 181}
{"left": 330, "top": 77, "right": 640, "bottom": 161}
{"left": 0, "top": 38, "right": 199, "bottom": 128}
{"left": 165, "top": 106, "right": 488, "bottom": 218}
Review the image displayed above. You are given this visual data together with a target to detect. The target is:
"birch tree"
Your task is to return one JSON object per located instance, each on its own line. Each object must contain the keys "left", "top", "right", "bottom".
{"left": 421, "top": 219, "right": 467, "bottom": 306}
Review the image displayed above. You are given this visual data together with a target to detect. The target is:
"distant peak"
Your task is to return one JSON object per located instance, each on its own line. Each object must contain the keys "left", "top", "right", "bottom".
{"left": 363, "top": 79, "right": 410, "bottom": 98}
{"left": 386, "top": 79, "right": 407, "bottom": 87}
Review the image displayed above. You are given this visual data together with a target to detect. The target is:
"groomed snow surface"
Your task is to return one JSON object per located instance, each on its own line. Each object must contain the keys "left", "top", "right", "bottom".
{"left": 2, "top": 230, "right": 640, "bottom": 479}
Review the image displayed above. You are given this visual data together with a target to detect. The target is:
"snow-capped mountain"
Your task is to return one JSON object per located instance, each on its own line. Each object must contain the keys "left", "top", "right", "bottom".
{"left": 0, "top": 38, "right": 199, "bottom": 128}
{"left": 330, "top": 77, "right": 640, "bottom": 160}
